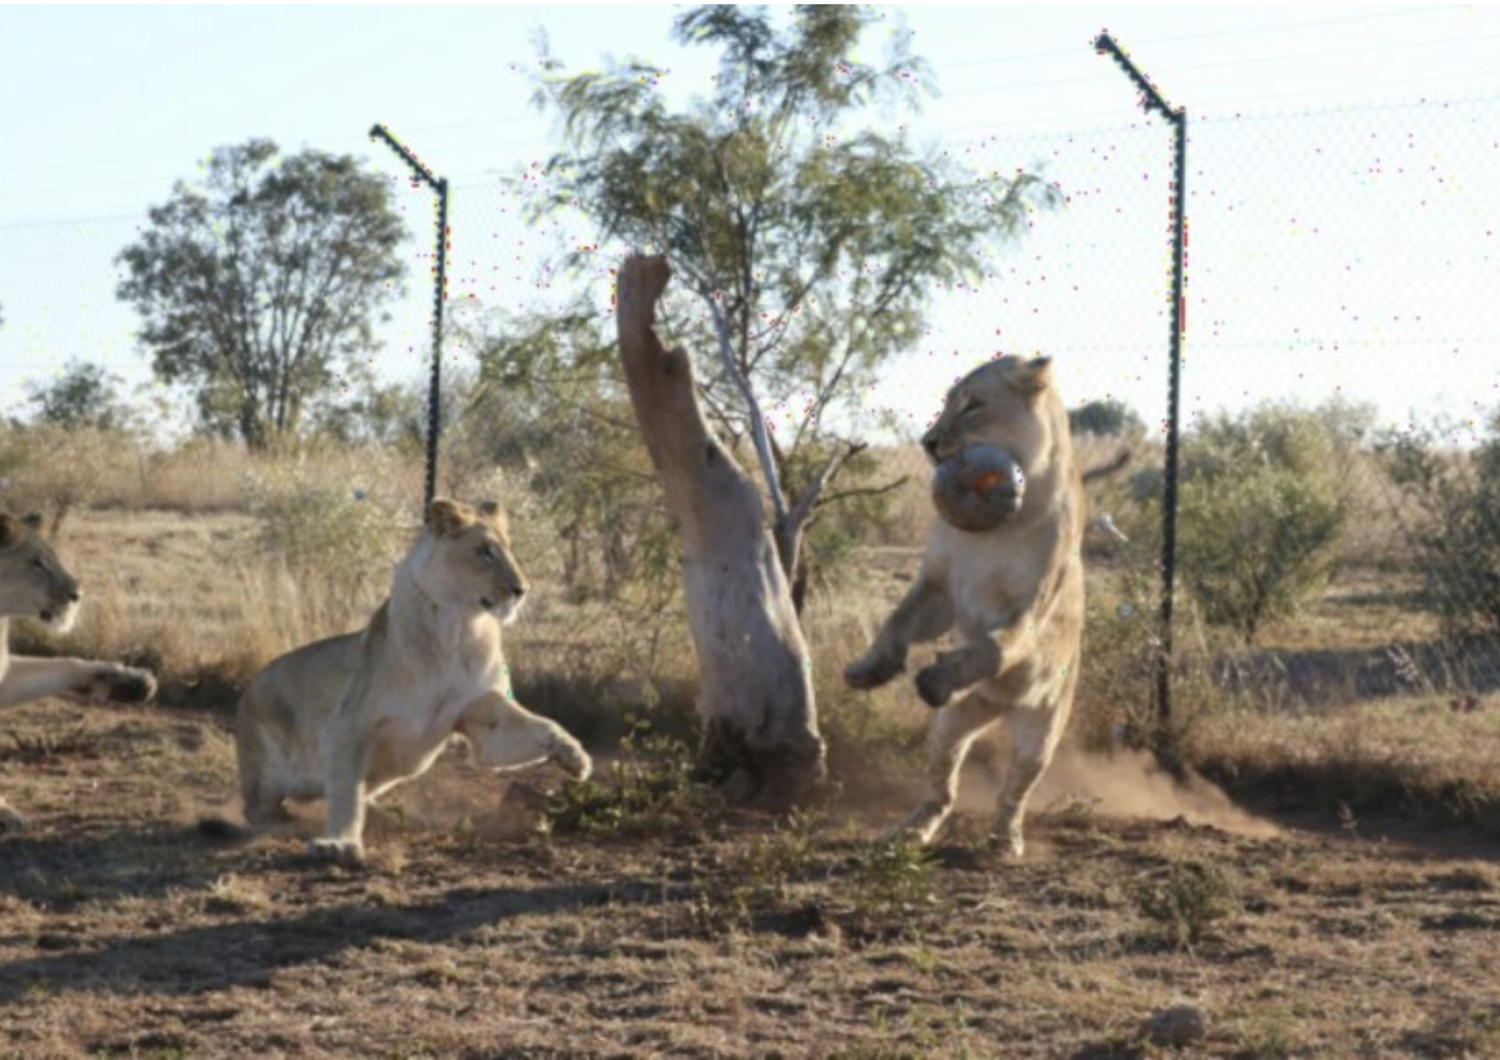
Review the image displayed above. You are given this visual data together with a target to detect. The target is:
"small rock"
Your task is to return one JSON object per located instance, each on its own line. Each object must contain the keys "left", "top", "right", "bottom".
{"left": 1145, "top": 1004, "right": 1207, "bottom": 1048}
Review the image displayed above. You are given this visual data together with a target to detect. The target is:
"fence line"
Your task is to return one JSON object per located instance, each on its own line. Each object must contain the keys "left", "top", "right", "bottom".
{"left": 1, "top": 86, "right": 1498, "bottom": 722}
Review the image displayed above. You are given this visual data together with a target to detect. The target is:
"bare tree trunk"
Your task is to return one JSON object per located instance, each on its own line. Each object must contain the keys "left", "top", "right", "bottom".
{"left": 615, "top": 256, "right": 826, "bottom": 808}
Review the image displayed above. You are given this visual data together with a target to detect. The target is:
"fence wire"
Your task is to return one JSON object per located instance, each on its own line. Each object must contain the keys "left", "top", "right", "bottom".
{"left": 0, "top": 90, "right": 1497, "bottom": 725}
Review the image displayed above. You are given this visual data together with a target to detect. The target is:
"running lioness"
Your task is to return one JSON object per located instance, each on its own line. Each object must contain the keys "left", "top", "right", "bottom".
{"left": 229, "top": 498, "right": 592, "bottom": 865}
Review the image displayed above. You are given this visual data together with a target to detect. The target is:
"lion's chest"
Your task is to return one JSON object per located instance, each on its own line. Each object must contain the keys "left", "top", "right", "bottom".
{"left": 942, "top": 540, "right": 1040, "bottom": 640}
{"left": 369, "top": 639, "right": 505, "bottom": 758}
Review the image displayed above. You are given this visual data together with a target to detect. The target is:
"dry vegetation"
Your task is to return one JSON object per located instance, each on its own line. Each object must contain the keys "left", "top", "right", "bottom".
{"left": 3, "top": 439, "right": 1500, "bottom": 1056}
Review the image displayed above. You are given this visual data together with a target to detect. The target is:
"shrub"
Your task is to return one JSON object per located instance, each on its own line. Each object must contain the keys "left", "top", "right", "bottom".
{"left": 241, "top": 460, "right": 405, "bottom": 588}
{"left": 842, "top": 835, "right": 939, "bottom": 929}
{"left": 0, "top": 423, "right": 131, "bottom": 535}
{"left": 1172, "top": 403, "right": 1354, "bottom": 643}
{"left": 1380, "top": 411, "right": 1500, "bottom": 636}
{"left": 689, "top": 813, "right": 823, "bottom": 937}
{"left": 1134, "top": 860, "right": 1236, "bottom": 949}
{"left": 449, "top": 314, "right": 678, "bottom": 603}
{"left": 1069, "top": 396, "right": 1144, "bottom": 439}
{"left": 540, "top": 721, "right": 709, "bottom": 837}
{"left": 1074, "top": 568, "right": 1161, "bottom": 750}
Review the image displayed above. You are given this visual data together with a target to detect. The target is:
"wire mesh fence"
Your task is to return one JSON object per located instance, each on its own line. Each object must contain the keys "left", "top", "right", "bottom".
{"left": 0, "top": 89, "right": 1497, "bottom": 732}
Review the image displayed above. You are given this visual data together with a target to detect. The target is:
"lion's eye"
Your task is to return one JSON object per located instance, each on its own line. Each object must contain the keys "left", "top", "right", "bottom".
{"left": 961, "top": 398, "right": 984, "bottom": 417}
{"left": 32, "top": 559, "right": 46, "bottom": 572}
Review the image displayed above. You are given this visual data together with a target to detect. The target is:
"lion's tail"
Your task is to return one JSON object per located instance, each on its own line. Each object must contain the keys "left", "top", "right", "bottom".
{"left": 1081, "top": 447, "right": 1131, "bottom": 483}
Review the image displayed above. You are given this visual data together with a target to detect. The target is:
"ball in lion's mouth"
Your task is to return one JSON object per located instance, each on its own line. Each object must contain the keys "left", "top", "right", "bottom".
{"left": 931, "top": 443, "right": 1025, "bottom": 533}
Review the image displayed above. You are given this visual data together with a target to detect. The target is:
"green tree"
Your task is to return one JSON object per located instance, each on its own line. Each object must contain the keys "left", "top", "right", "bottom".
{"left": 1069, "top": 397, "right": 1144, "bottom": 439}
{"left": 1174, "top": 403, "right": 1353, "bottom": 644}
{"left": 528, "top": 5, "right": 1056, "bottom": 602}
{"left": 452, "top": 304, "right": 673, "bottom": 599}
{"left": 25, "top": 359, "right": 132, "bottom": 432}
{"left": 310, "top": 373, "right": 426, "bottom": 451}
{"left": 1381, "top": 411, "right": 1500, "bottom": 636}
{"left": 117, "top": 140, "right": 406, "bottom": 449}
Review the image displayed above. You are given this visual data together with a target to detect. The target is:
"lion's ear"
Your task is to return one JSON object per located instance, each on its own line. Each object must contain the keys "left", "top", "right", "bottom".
{"left": 1004, "top": 355, "right": 1054, "bottom": 394}
{"left": 476, "top": 499, "right": 509, "bottom": 535}
{"left": 426, "top": 498, "right": 473, "bottom": 538}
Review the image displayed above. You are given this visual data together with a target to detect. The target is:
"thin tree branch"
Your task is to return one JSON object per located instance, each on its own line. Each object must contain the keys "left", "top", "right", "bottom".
{"left": 819, "top": 475, "right": 910, "bottom": 509}
{"left": 781, "top": 439, "right": 868, "bottom": 540}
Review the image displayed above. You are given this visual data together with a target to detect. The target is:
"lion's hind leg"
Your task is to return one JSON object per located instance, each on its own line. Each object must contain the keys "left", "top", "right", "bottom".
{"left": 991, "top": 706, "right": 1067, "bottom": 859}
{"left": 241, "top": 779, "right": 293, "bottom": 831}
{"left": 222, "top": 689, "right": 298, "bottom": 837}
{"left": 901, "top": 691, "right": 1000, "bottom": 846}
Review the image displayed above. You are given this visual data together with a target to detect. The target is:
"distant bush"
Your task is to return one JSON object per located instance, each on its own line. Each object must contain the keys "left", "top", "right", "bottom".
{"left": 1381, "top": 411, "right": 1500, "bottom": 636}
{"left": 1069, "top": 396, "right": 1145, "bottom": 439}
{"left": 25, "top": 359, "right": 136, "bottom": 434}
{"left": 0, "top": 423, "right": 128, "bottom": 536}
{"left": 1172, "top": 402, "right": 1358, "bottom": 643}
{"left": 241, "top": 462, "right": 405, "bottom": 587}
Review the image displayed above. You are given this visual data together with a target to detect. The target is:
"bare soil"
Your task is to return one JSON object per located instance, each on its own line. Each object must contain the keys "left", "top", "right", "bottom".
{"left": 4, "top": 698, "right": 1500, "bottom": 1059}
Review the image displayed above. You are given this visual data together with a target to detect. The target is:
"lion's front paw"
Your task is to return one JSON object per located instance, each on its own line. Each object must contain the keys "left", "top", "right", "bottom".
{"left": 90, "top": 665, "right": 158, "bottom": 704}
{"left": 306, "top": 837, "right": 366, "bottom": 867}
{"left": 0, "top": 802, "right": 29, "bottom": 835}
{"left": 552, "top": 736, "right": 593, "bottom": 781}
{"left": 845, "top": 651, "right": 905, "bottom": 691}
{"left": 914, "top": 664, "right": 956, "bottom": 708}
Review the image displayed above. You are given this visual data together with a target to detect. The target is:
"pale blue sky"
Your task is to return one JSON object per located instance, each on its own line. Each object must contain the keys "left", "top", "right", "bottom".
{"left": 2, "top": 4, "right": 1498, "bottom": 440}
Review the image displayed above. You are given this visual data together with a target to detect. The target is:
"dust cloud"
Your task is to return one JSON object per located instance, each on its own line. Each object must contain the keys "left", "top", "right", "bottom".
{"left": 1040, "top": 745, "right": 1279, "bottom": 837}
{"left": 958, "top": 741, "right": 1280, "bottom": 838}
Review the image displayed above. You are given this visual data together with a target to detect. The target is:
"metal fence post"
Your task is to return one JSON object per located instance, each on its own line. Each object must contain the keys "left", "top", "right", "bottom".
{"left": 1094, "top": 33, "right": 1188, "bottom": 763}
{"left": 369, "top": 123, "right": 449, "bottom": 511}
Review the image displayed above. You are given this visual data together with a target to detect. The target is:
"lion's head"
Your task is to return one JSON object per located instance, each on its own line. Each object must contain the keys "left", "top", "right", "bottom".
{"left": 0, "top": 512, "right": 82, "bottom": 631}
{"left": 417, "top": 498, "right": 529, "bottom": 625}
{"left": 921, "top": 355, "right": 1066, "bottom": 483}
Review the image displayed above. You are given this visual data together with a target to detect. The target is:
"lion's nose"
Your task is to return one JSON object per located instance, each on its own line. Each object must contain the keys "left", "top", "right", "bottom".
{"left": 67, "top": 588, "right": 81, "bottom": 603}
{"left": 511, "top": 580, "right": 528, "bottom": 599}
{"left": 921, "top": 431, "right": 941, "bottom": 461}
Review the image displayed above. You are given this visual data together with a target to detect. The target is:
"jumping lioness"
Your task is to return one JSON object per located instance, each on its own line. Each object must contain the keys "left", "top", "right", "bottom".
{"left": 0, "top": 512, "right": 158, "bottom": 832}
{"left": 230, "top": 498, "right": 592, "bottom": 865}
{"left": 846, "top": 355, "right": 1085, "bottom": 856}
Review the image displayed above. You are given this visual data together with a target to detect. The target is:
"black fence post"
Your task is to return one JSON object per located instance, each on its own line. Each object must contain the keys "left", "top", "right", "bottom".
{"left": 1094, "top": 33, "right": 1188, "bottom": 764}
{"left": 369, "top": 123, "right": 449, "bottom": 511}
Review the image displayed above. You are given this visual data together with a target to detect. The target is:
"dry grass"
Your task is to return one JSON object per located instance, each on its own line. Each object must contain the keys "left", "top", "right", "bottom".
{"left": 13, "top": 466, "right": 1483, "bottom": 809}
{"left": 1192, "top": 694, "right": 1500, "bottom": 833}
{"left": 6, "top": 449, "right": 1500, "bottom": 1054}
{"left": 10, "top": 510, "right": 386, "bottom": 703}
{"left": 4, "top": 432, "right": 427, "bottom": 516}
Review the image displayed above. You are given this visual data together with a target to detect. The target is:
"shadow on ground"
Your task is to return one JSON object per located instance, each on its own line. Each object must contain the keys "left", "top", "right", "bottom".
{"left": 0, "top": 875, "right": 676, "bottom": 1002}
{"left": 0, "top": 822, "right": 226, "bottom": 910}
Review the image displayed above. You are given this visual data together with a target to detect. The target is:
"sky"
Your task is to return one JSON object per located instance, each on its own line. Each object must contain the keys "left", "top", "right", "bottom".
{"left": 1, "top": 3, "right": 1498, "bottom": 443}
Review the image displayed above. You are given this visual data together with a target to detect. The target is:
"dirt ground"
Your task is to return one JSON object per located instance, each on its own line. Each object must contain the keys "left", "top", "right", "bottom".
{"left": 4, "top": 698, "right": 1500, "bottom": 1059}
